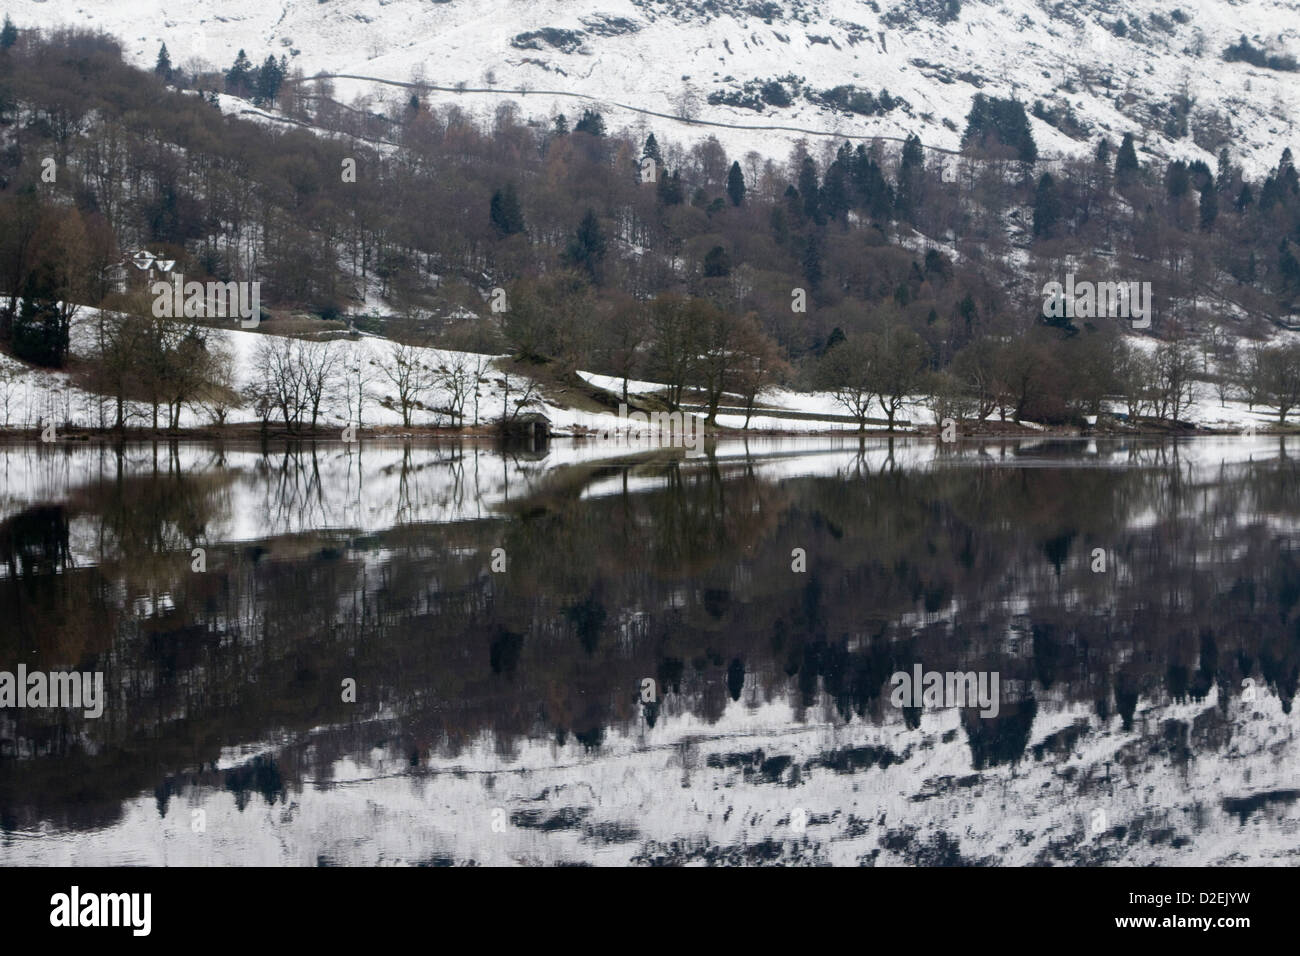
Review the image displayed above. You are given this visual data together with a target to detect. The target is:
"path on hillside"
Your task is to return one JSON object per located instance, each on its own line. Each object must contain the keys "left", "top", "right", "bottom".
{"left": 287, "top": 72, "right": 975, "bottom": 156}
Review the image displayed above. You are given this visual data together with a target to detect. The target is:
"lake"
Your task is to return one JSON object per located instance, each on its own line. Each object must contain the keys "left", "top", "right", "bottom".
{"left": 1, "top": 435, "right": 1298, "bottom": 865}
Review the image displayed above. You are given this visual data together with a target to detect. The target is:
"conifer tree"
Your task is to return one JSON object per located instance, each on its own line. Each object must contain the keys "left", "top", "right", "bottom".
{"left": 1115, "top": 132, "right": 1140, "bottom": 186}
{"left": 490, "top": 184, "right": 526, "bottom": 236}
{"left": 642, "top": 133, "right": 662, "bottom": 163}
{"left": 726, "top": 161, "right": 745, "bottom": 206}
{"left": 1033, "top": 172, "right": 1061, "bottom": 238}
{"left": 226, "top": 49, "right": 253, "bottom": 97}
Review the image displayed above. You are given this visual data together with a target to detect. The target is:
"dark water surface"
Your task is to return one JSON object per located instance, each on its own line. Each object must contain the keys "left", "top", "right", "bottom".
{"left": 2, "top": 436, "right": 1299, "bottom": 865}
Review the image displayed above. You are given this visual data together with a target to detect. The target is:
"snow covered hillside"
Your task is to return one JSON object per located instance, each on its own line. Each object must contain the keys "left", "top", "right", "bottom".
{"left": 10, "top": 0, "right": 1299, "bottom": 174}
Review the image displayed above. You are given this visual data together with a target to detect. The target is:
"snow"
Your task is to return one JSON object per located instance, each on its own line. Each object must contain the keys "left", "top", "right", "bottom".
{"left": 8, "top": 0, "right": 1298, "bottom": 175}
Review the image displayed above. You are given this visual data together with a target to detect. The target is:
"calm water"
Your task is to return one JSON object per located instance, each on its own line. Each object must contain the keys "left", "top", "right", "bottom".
{"left": 2, "top": 436, "right": 1299, "bottom": 866}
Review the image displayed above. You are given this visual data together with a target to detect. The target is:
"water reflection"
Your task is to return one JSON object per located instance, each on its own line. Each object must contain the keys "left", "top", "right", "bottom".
{"left": 1, "top": 436, "right": 1299, "bottom": 864}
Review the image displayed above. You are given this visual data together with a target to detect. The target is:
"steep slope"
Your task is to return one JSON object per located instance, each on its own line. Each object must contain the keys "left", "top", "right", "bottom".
{"left": 10, "top": 0, "right": 1299, "bottom": 171}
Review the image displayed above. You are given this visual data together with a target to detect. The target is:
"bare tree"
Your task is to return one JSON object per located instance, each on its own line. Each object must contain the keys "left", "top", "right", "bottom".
{"left": 0, "top": 362, "right": 23, "bottom": 428}
{"left": 1115, "top": 342, "right": 1154, "bottom": 422}
{"left": 300, "top": 341, "right": 342, "bottom": 430}
{"left": 254, "top": 336, "right": 309, "bottom": 431}
{"left": 195, "top": 338, "right": 237, "bottom": 425}
{"left": 439, "top": 351, "right": 475, "bottom": 428}
{"left": 817, "top": 336, "right": 877, "bottom": 431}
{"left": 1249, "top": 342, "right": 1300, "bottom": 422}
{"left": 733, "top": 315, "right": 789, "bottom": 429}
{"left": 1152, "top": 337, "right": 1199, "bottom": 423}
{"left": 380, "top": 341, "right": 434, "bottom": 427}
{"left": 500, "top": 364, "right": 541, "bottom": 423}
{"left": 242, "top": 379, "right": 276, "bottom": 436}
{"left": 471, "top": 354, "right": 489, "bottom": 426}
{"left": 950, "top": 339, "right": 1000, "bottom": 421}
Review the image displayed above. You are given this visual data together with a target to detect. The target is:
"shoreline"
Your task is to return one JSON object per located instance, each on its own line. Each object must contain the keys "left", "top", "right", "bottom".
{"left": 1, "top": 420, "right": 1296, "bottom": 444}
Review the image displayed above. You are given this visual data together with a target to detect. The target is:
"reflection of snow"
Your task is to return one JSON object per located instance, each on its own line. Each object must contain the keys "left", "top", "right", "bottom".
{"left": 4, "top": 683, "right": 1298, "bottom": 866}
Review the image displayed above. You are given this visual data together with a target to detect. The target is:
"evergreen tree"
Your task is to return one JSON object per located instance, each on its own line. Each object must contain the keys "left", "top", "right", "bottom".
{"left": 1281, "top": 238, "right": 1300, "bottom": 303}
{"left": 254, "top": 55, "right": 286, "bottom": 105}
{"left": 1115, "top": 132, "right": 1140, "bottom": 185}
{"left": 552, "top": 113, "right": 569, "bottom": 135}
{"left": 565, "top": 209, "right": 606, "bottom": 280}
{"left": 1216, "top": 148, "right": 1232, "bottom": 193}
{"left": 1259, "top": 174, "right": 1283, "bottom": 211}
{"left": 820, "top": 145, "right": 851, "bottom": 221}
{"left": 1279, "top": 147, "right": 1300, "bottom": 195}
{"left": 801, "top": 234, "right": 823, "bottom": 286}
{"left": 1199, "top": 185, "right": 1218, "bottom": 231}
{"left": 657, "top": 168, "right": 684, "bottom": 205}
{"left": 0, "top": 15, "right": 16, "bottom": 50}
{"left": 895, "top": 134, "right": 925, "bottom": 222}
{"left": 1033, "top": 173, "right": 1061, "bottom": 238}
{"left": 853, "top": 144, "right": 893, "bottom": 221}
{"left": 155, "top": 43, "right": 172, "bottom": 81}
{"left": 798, "top": 156, "right": 822, "bottom": 224}
{"left": 1188, "top": 159, "right": 1213, "bottom": 192}
{"left": 490, "top": 183, "right": 526, "bottom": 236}
{"left": 574, "top": 109, "right": 605, "bottom": 136}
{"left": 726, "top": 160, "right": 746, "bottom": 206}
{"left": 957, "top": 293, "right": 978, "bottom": 334}
{"left": 702, "top": 245, "right": 731, "bottom": 277}
{"left": 13, "top": 264, "right": 68, "bottom": 368}
{"left": 1094, "top": 137, "right": 1111, "bottom": 170}
{"left": 961, "top": 94, "right": 1036, "bottom": 162}
{"left": 1165, "top": 160, "right": 1190, "bottom": 198}
{"left": 642, "top": 133, "right": 662, "bottom": 164}
{"left": 226, "top": 49, "right": 253, "bottom": 97}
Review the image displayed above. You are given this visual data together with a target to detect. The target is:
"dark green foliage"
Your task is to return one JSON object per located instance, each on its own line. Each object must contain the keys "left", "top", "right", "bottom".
{"left": 1165, "top": 160, "right": 1190, "bottom": 198}
{"left": 574, "top": 109, "right": 605, "bottom": 136}
{"left": 1223, "top": 35, "right": 1298, "bottom": 71}
{"left": 642, "top": 133, "right": 661, "bottom": 163}
{"left": 656, "top": 168, "right": 684, "bottom": 205}
{"left": 154, "top": 43, "right": 171, "bottom": 81}
{"left": 726, "top": 160, "right": 745, "bottom": 206}
{"left": 760, "top": 80, "right": 791, "bottom": 107}
{"left": 961, "top": 94, "right": 1037, "bottom": 163}
{"left": 1115, "top": 132, "right": 1140, "bottom": 185}
{"left": 13, "top": 264, "right": 67, "bottom": 367}
{"left": 1094, "top": 137, "right": 1111, "bottom": 169}
{"left": 253, "top": 55, "right": 287, "bottom": 106}
{"left": 1033, "top": 173, "right": 1061, "bottom": 239}
{"left": 564, "top": 209, "right": 606, "bottom": 280}
{"left": 702, "top": 245, "right": 731, "bottom": 277}
{"left": 1200, "top": 186, "right": 1218, "bottom": 230}
{"left": 798, "top": 156, "right": 822, "bottom": 224}
{"left": 490, "top": 183, "right": 526, "bottom": 236}
{"left": 822, "top": 326, "right": 845, "bottom": 353}
{"left": 225, "top": 49, "right": 253, "bottom": 97}
{"left": 894, "top": 134, "right": 924, "bottom": 222}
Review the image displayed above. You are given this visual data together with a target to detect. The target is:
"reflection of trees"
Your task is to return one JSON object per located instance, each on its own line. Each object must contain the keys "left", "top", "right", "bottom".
{"left": 0, "top": 505, "right": 108, "bottom": 666}
{"left": 11, "top": 441, "right": 1300, "bottom": 829}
